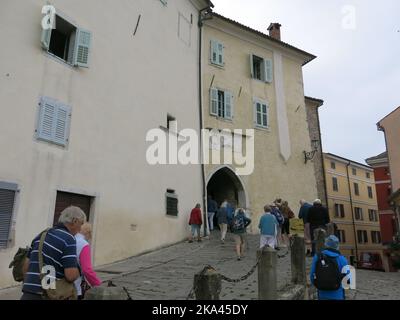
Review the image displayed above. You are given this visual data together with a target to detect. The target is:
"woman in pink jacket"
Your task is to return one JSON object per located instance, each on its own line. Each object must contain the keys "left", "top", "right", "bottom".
{"left": 74, "top": 223, "right": 102, "bottom": 299}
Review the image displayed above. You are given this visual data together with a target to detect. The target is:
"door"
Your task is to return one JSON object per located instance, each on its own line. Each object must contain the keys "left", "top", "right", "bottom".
{"left": 53, "top": 191, "right": 92, "bottom": 226}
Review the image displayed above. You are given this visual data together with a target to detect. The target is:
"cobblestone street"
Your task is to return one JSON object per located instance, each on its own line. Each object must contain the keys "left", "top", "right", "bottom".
{"left": 97, "top": 232, "right": 293, "bottom": 300}
{"left": 1, "top": 232, "right": 400, "bottom": 300}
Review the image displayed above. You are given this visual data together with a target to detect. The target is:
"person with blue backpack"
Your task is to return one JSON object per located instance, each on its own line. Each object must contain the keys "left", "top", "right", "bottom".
{"left": 310, "top": 235, "right": 350, "bottom": 300}
{"left": 231, "top": 209, "right": 251, "bottom": 260}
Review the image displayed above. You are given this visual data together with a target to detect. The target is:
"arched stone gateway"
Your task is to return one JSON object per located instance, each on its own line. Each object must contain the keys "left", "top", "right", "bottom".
{"left": 206, "top": 165, "right": 248, "bottom": 209}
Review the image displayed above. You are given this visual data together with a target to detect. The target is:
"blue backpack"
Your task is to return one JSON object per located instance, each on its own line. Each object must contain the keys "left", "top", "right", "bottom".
{"left": 271, "top": 208, "right": 284, "bottom": 225}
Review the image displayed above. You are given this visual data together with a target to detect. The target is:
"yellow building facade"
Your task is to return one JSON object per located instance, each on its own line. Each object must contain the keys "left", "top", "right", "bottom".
{"left": 202, "top": 14, "right": 320, "bottom": 231}
{"left": 324, "top": 153, "right": 384, "bottom": 268}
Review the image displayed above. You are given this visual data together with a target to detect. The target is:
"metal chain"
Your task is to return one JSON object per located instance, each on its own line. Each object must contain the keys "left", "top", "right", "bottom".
{"left": 186, "top": 246, "right": 291, "bottom": 298}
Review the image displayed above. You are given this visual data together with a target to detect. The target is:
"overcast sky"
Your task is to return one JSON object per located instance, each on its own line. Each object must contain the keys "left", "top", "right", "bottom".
{"left": 211, "top": 0, "right": 399, "bottom": 164}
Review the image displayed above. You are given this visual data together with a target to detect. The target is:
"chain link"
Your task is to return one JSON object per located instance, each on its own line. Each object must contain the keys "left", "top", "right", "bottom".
{"left": 186, "top": 246, "right": 290, "bottom": 299}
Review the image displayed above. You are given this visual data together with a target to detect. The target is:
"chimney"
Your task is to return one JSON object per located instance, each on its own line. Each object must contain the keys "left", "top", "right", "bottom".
{"left": 268, "top": 23, "right": 282, "bottom": 40}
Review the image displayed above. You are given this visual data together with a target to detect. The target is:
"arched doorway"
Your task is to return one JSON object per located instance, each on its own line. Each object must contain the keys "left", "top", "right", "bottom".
{"left": 206, "top": 166, "right": 248, "bottom": 209}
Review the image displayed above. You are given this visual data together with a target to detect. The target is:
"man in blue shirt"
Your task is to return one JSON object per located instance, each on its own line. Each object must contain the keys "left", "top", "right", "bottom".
{"left": 207, "top": 196, "right": 218, "bottom": 232}
{"left": 258, "top": 205, "right": 279, "bottom": 249}
{"left": 299, "top": 199, "right": 313, "bottom": 256}
{"left": 21, "top": 206, "right": 86, "bottom": 300}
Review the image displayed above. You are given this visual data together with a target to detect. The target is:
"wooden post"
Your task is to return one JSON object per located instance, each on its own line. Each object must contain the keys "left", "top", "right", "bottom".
{"left": 257, "top": 246, "right": 277, "bottom": 300}
{"left": 290, "top": 235, "right": 306, "bottom": 285}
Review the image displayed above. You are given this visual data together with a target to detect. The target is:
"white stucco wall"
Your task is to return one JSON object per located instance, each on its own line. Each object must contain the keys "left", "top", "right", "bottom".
{"left": 0, "top": 0, "right": 205, "bottom": 288}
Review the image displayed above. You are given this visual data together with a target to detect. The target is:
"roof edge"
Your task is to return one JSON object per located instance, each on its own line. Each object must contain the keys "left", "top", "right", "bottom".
{"left": 211, "top": 12, "right": 317, "bottom": 66}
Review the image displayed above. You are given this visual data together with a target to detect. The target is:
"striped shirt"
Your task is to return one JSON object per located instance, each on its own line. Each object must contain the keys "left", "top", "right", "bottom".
{"left": 22, "top": 224, "right": 78, "bottom": 295}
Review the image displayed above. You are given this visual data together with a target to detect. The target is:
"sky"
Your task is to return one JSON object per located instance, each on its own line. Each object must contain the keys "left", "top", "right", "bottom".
{"left": 211, "top": 0, "right": 400, "bottom": 164}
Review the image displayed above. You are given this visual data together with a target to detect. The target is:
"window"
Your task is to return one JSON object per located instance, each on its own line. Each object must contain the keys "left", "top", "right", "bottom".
{"left": 357, "top": 230, "right": 368, "bottom": 244}
{"left": 331, "top": 161, "right": 336, "bottom": 169}
{"left": 368, "top": 209, "right": 378, "bottom": 222}
{"left": 371, "top": 231, "right": 381, "bottom": 244}
{"left": 352, "top": 168, "right": 357, "bottom": 175}
{"left": 332, "top": 177, "right": 338, "bottom": 192}
{"left": 384, "top": 168, "right": 390, "bottom": 176}
{"left": 159, "top": 0, "right": 168, "bottom": 5}
{"left": 250, "top": 54, "right": 273, "bottom": 83}
{"left": 210, "top": 88, "right": 233, "bottom": 119}
{"left": 36, "top": 96, "right": 71, "bottom": 147}
{"left": 254, "top": 100, "right": 269, "bottom": 128}
{"left": 354, "top": 183, "right": 359, "bottom": 196}
{"left": 334, "top": 204, "right": 345, "bottom": 218}
{"left": 166, "top": 189, "right": 178, "bottom": 216}
{"left": 366, "top": 172, "right": 370, "bottom": 179}
{"left": 0, "top": 182, "right": 17, "bottom": 249}
{"left": 337, "top": 230, "right": 346, "bottom": 243}
{"left": 210, "top": 40, "right": 224, "bottom": 66}
{"left": 367, "top": 186, "right": 373, "bottom": 199}
{"left": 41, "top": 14, "right": 91, "bottom": 68}
{"left": 355, "top": 207, "right": 363, "bottom": 220}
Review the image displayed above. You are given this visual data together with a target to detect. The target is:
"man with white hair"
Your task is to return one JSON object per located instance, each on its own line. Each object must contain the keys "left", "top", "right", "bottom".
{"left": 307, "top": 199, "right": 330, "bottom": 256}
{"left": 21, "top": 206, "right": 86, "bottom": 300}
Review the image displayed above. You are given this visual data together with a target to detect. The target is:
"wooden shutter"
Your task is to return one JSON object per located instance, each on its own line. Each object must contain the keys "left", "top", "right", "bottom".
{"left": 265, "top": 59, "right": 273, "bottom": 83}
{"left": 41, "top": 26, "right": 52, "bottom": 50}
{"left": 166, "top": 191, "right": 178, "bottom": 216}
{"left": 250, "top": 54, "right": 254, "bottom": 78}
{"left": 53, "top": 103, "right": 71, "bottom": 146}
{"left": 0, "top": 183, "right": 17, "bottom": 249}
{"left": 74, "top": 29, "right": 92, "bottom": 67}
{"left": 210, "top": 88, "right": 218, "bottom": 116}
{"left": 224, "top": 91, "right": 233, "bottom": 119}
{"left": 218, "top": 42, "right": 224, "bottom": 65}
{"left": 37, "top": 97, "right": 57, "bottom": 142}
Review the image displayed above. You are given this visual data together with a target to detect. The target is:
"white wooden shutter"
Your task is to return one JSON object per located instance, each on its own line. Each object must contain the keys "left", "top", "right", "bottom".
{"left": 265, "top": 59, "right": 273, "bottom": 83}
{"left": 224, "top": 91, "right": 233, "bottom": 119}
{"left": 41, "top": 27, "right": 52, "bottom": 50}
{"left": 74, "top": 29, "right": 92, "bottom": 67}
{"left": 250, "top": 54, "right": 254, "bottom": 78}
{"left": 53, "top": 103, "right": 71, "bottom": 146}
{"left": 37, "top": 98, "right": 56, "bottom": 142}
{"left": 210, "top": 88, "right": 218, "bottom": 116}
{"left": 218, "top": 42, "right": 224, "bottom": 65}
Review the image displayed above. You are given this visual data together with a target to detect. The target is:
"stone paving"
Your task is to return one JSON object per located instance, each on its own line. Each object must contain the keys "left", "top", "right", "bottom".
{"left": 1, "top": 231, "right": 400, "bottom": 300}
{"left": 98, "top": 231, "right": 293, "bottom": 300}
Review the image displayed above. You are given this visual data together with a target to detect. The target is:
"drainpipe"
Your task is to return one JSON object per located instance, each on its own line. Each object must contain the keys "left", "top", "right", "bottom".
{"left": 346, "top": 162, "right": 359, "bottom": 265}
{"left": 198, "top": 6, "right": 213, "bottom": 237}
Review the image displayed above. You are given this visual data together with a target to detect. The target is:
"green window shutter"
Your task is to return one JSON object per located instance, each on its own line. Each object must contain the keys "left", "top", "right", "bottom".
{"left": 41, "top": 27, "right": 52, "bottom": 50}
{"left": 53, "top": 103, "right": 71, "bottom": 146}
{"left": 224, "top": 91, "right": 233, "bottom": 119}
{"left": 210, "top": 40, "right": 217, "bottom": 64}
{"left": 265, "top": 59, "right": 273, "bottom": 83}
{"left": 74, "top": 29, "right": 92, "bottom": 67}
{"left": 210, "top": 88, "right": 218, "bottom": 116}
{"left": 250, "top": 54, "right": 254, "bottom": 78}
{"left": 218, "top": 42, "right": 224, "bottom": 65}
{"left": 0, "top": 184, "right": 17, "bottom": 249}
{"left": 37, "top": 97, "right": 57, "bottom": 142}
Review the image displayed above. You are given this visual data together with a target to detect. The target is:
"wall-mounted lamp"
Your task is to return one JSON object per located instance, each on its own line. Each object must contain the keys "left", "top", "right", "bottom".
{"left": 304, "top": 139, "right": 319, "bottom": 164}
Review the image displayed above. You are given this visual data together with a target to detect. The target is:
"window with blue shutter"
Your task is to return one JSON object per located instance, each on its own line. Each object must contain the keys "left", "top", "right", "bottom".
{"left": 37, "top": 97, "right": 71, "bottom": 147}
{"left": 210, "top": 40, "right": 224, "bottom": 66}
{"left": 0, "top": 182, "right": 17, "bottom": 249}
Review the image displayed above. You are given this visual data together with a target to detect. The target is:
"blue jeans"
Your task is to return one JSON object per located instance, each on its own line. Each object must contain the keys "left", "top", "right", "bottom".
{"left": 191, "top": 224, "right": 201, "bottom": 238}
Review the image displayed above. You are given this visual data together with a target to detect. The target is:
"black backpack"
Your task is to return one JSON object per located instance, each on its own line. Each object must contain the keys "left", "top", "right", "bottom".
{"left": 313, "top": 251, "right": 344, "bottom": 291}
